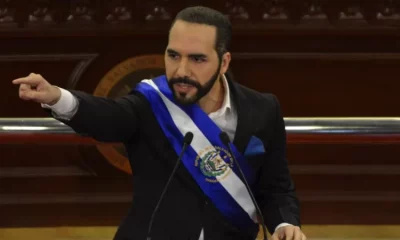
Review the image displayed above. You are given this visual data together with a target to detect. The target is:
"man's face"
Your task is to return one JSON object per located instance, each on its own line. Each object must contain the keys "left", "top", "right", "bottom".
{"left": 165, "top": 20, "right": 222, "bottom": 105}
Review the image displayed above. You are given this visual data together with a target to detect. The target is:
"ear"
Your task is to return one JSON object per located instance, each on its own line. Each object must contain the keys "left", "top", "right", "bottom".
{"left": 220, "top": 52, "right": 231, "bottom": 75}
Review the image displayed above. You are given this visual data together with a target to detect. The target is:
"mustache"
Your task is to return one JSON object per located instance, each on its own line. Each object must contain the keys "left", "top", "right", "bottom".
{"left": 169, "top": 77, "right": 202, "bottom": 88}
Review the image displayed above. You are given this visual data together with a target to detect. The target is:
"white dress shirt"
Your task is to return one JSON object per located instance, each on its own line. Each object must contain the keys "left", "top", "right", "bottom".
{"left": 43, "top": 75, "right": 291, "bottom": 239}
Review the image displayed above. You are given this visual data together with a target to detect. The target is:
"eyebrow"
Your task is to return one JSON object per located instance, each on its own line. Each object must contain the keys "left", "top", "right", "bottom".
{"left": 167, "top": 48, "right": 208, "bottom": 59}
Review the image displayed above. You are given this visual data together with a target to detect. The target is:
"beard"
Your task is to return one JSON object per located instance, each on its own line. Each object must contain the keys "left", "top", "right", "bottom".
{"left": 168, "top": 76, "right": 217, "bottom": 105}
{"left": 168, "top": 66, "right": 221, "bottom": 105}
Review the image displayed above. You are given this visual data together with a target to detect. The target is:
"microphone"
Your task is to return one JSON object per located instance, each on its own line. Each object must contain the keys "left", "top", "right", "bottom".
{"left": 219, "top": 132, "right": 267, "bottom": 240}
{"left": 146, "top": 132, "right": 194, "bottom": 240}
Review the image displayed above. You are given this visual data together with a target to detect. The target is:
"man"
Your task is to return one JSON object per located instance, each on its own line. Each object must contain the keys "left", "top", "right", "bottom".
{"left": 13, "top": 6, "right": 306, "bottom": 240}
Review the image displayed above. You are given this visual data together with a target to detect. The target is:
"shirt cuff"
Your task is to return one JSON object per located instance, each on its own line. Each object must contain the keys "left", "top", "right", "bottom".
{"left": 275, "top": 222, "right": 293, "bottom": 232}
{"left": 41, "top": 87, "right": 78, "bottom": 120}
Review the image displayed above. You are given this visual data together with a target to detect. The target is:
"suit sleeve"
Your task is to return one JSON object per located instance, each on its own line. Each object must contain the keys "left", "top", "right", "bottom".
{"left": 52, "top": 90, "right": 142, "bottom": 143}
{"left": 256, "top": 95, "right": 301, "bottom": 234}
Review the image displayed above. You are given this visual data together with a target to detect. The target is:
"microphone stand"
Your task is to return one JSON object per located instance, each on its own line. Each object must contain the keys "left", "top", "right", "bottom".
{"left": 220, "top": 132, "right": 268, "bottom": 240}
{"left": 146, "top": 132, "right": 194, "bottom": 240}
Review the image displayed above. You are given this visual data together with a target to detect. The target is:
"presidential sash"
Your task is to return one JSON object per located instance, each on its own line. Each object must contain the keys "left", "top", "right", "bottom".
{"left": 135, "top": 75, "right": 259, "bottom": 232}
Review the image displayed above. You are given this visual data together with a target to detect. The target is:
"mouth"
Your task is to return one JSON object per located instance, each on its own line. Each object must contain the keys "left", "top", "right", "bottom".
{"left": 174, "top": 83, "right": 195, "bottom": 93}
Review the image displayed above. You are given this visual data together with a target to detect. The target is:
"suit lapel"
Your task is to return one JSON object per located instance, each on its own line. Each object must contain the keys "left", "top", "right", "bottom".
{"left": 228, "top": 78, "right": 254, "bottom": 154}
{"left": 138, "top": 95, "right": 205, "bottom": 198}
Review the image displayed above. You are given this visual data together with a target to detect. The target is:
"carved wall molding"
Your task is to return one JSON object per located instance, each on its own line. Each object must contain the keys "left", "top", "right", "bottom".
{"left": 0, "top": 53, "right": 98, "bottom": 89}
{"left": 0, "top": 0, "right": 398, "bottom": 32}
{"left": 299, "top": 191, "right": 400, "bottom": 202}
{"left": 232, "top": 52, "right": 400, "bottom": 60}
{"left": 2, "top": 191, "right": 399, "bottom": 205}
{"left": 0, "top": 166, "right": 92, "bottom": 177}
{"left": 290, "top": 164, "right": 400, "bottom": 175}
{"left": 0, "top": 193, "right": 132, "bottom": 205}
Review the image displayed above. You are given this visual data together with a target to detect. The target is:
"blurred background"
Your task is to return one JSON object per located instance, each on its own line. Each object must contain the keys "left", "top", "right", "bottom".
{"left": 1, "top": 0, "right": 400, "bottom": 239}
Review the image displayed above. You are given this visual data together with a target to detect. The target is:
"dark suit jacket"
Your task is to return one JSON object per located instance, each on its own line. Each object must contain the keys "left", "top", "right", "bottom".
{"left": 56, "top": 75, "right": 300, "bottom": 240}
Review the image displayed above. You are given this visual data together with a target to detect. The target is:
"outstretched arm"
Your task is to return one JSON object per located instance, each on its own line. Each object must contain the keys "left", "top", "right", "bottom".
{"left": 13, "top": 73, "right": 140, "bottom": 142}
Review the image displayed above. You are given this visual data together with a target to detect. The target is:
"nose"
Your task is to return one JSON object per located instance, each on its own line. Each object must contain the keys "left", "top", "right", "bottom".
{"left": 176, "top": 58, "right": 190, "bottom": 78}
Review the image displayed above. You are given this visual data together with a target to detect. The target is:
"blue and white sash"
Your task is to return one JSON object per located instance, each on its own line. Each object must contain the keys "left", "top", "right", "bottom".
{"left": 135, "top": 75, "right": 259, "bottom": 232}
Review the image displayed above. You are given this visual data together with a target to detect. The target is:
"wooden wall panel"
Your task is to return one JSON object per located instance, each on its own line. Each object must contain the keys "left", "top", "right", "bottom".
{"left": 230, "top": 53, "right": 400, "bottom": 116}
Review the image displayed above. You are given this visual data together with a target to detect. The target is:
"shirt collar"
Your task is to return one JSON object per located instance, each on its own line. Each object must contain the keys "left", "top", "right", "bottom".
{"left": 219, "top": 74, "right": 232, "bottom": 113}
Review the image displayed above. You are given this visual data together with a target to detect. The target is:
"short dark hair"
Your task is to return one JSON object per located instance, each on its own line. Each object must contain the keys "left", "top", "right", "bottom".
{"left": 171, "top": 6, "right": 232, "bottom": 59}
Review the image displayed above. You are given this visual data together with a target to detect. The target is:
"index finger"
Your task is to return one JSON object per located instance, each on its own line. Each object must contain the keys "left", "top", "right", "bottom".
{"left": 12, "top": 76, "right": 42, "bottom": 86}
